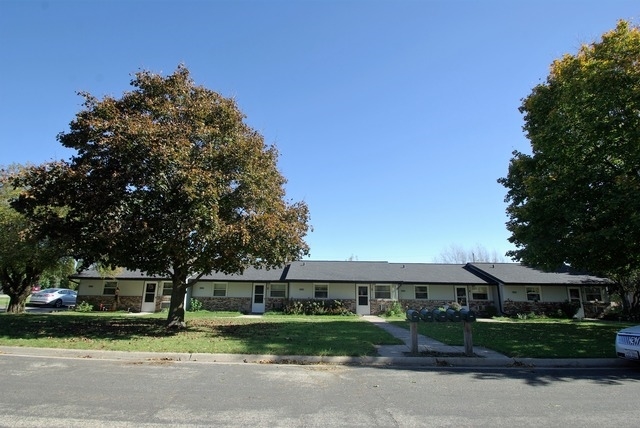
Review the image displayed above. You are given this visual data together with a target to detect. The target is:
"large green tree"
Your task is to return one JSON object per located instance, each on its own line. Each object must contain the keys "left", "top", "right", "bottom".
{"left": 0, "top": 166, "right": 73, "bottom": 313}
{"left": 499, "top": 20, "right": 640, "bottom": 315}
{"left": 13, "top": 65, "right": 311, "bottom": 327}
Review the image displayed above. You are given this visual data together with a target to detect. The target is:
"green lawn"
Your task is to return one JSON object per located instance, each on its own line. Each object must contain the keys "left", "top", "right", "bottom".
{"left": 0, "top": 310, "right": 632, "bottom": 358}
{"left": 0, "top": 312, "right": 403, "bottom": 357}
{"left": 387, "top": 317, "right": 634, "bottom": 358}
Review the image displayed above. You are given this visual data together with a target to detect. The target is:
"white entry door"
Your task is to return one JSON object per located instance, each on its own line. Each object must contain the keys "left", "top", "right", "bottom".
{"left": 141, "top": 282, "right": 157, "bottom": 312}
{"left": 455, "top": 286, "right": 469, "bottom": 309}
{"left": 356, "top": 285, "right": 370, "bottom": 315}
{"left": 252, "top": 284, "right": 266, "bottom": 314}
{"left": 568, "top": 287, "right": 585, "bottom": 318}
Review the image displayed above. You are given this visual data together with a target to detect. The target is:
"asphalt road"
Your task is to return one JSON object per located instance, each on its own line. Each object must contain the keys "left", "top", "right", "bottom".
{"left": 1, "top": 353, "right": 639, "bottom": 427}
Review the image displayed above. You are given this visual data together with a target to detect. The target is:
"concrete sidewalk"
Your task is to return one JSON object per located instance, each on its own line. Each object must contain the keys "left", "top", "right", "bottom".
{"left": 362, "top": 316, "right": 509, "bottom": 359}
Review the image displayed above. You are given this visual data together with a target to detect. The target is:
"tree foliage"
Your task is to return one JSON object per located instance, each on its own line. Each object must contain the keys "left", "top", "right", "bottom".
{"left": 12, "top": 65, "right": 311, "bottom": 326}
{"left": 0, "top": 165, "right": 73, "bottom": 313}
{"left": 499, "top": 20, "right": 640, "bottom": 315}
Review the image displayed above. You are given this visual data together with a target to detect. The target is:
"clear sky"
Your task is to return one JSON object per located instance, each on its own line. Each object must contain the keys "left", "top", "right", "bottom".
{"left": 1, "top": 0, "right": 638, "bottom": 263}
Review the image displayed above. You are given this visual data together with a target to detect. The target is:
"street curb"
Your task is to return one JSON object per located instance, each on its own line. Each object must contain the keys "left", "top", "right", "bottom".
{"left": 0, "top": 346, "right": 632, "bottom": 369}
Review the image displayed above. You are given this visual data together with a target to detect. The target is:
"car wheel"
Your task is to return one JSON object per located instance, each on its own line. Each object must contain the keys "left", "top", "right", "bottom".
{"left": 54, "top": 299, "right": 63, "bottom": 308}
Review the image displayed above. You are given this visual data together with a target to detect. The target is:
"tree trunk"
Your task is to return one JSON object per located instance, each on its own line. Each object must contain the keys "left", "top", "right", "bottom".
{"left": 7, "top": 294, "right": 27, "bottom": 313}
{"left": 1, "top": 276, "right": 33, "bottom": 314}
{"left": 166, "top": 276, "right": 188, "bottom": 329}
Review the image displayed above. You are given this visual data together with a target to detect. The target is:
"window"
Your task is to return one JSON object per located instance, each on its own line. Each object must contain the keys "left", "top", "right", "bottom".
{"left": 526, "top": 286, "right": 541, "bottom": 301}
{"left": 374, "top": 284, "right": 391, "bottom": 299}
{"left": 471, "top": 286, "right": 489, "bottom": 300}
{"left": 314, "top": 284, "right": 328, "bottom": 299}
{"left": 270, "top": 283, "right": 287, "bottom": 298}
{"left": 103, "top": 281, "right": 117, "bottom": 295}
{"left": 584, "top": 286, "right": 603, "bottom": 302}
{"left": 415, "top": 286, "right": 429, "bottom": 299}
{"left": 162, "top": 282, "right": 172, "bottom": 296}
{"left": 213, "top": 283, "right": 227, "bottom": 297}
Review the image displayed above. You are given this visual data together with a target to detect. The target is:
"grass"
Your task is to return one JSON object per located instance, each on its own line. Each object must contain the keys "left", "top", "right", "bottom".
{"left": 0, "top": 311, "right": 403, "bottom": 357}
{"left": 0, "top": 309, "right": 632, "bottom": 358}
{"left": 387, "top": 316, "right": 635, "bottom": 358}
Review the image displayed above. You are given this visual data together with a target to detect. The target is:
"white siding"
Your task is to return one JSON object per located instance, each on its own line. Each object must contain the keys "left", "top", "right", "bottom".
{"left": 288, "top": 282, "right": 357, "bottom": 299}
{"left": 504, "top": 285, "right": 568, "bottom": 302}
{"left": 504, "top": 285, "right": 524, "bottom": 301}
{"left": 331, "top": 283, "right": 356, "bottom": 299}
{"left": 191, "top": 283, "right": 210, "bottom": 297}
{"left": 289, "top": 282, "right": 312, "bottom": 299}
{"left": 77, "top": 281, "right": 103, "bottom": 296}
{"left": 429, "top": 284, "right": 455, "bottom": 300}
{"left": 191, "top": 281, "right": 252, "bottom": 298}
{"left": 541, "top": 286, "right": 568, "bottom": 302}
{"left": 228, "top": 282, "right": 252, "bottom": 298}
{"left": 77, "top": 279, "right": 144, "bottom": 296}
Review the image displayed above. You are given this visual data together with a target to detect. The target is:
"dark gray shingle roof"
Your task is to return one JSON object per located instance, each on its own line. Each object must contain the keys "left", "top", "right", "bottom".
{"left": 465, "top": 263, "right": 611, "bottom": 285}
{"left": 72, "top": 266, "right": 287, "bottom": 282}
{"left": 285, "top": 261, "right": 487, "bottom": 284}
{"left": 71, "top": 261, "right": 611, "bottom": 286}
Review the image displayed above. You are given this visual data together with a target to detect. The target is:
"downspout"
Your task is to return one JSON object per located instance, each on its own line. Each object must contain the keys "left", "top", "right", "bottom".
{"left": 495, "top": 281, "right": 505, "bottom": 315}
{"left": 185, "top": 275, "right": 192, "bottom": 311}
{"left": 395, "top": 282, "right": 403, "bottom": 304}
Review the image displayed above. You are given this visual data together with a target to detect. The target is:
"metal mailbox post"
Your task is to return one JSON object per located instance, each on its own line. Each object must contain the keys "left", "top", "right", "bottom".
{"left": 406, "top": 307, "right": 478, "bottom": 357}
{"left": 406, "top": 310, "right": 420, "bottom": 353}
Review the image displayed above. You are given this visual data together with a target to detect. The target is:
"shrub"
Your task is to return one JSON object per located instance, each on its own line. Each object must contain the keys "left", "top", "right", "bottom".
{"left": 601, "top": 304, "right": 623, "bottom": 321}
{"left": 559, "top": 300, "right": 580, "bottom": 318}
{"left": 75, "top": 301, "right": 93, "bottom": 312}
{"left": 447, "top": 301, "right": 462, "bottom": 311}
{"left": 516, "top": 312, "right": 542, "bottom": 320}
{"left": 282, "top": 299, "right": 353, "bottom": 315}
{"left": 485, "top": 305, "right": 498, "bottom": 318}
{"left": 188, "top": 298, "right": 203, "bottom": 312}
{"left": 383, "top": 301, "right": 404, "bottom": 317}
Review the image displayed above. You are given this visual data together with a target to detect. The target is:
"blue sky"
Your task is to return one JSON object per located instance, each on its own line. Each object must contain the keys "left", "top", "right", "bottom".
{"left": 1, "top": 0, "right": 638, "bottom": 263}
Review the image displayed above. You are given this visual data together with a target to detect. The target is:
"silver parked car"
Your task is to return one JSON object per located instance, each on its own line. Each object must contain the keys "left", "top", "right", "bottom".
{"left": 616, "top": 325, "right": 640, "bottom": 360}
{"left": 29, "top": 288, "right": 77, "bottom": 308}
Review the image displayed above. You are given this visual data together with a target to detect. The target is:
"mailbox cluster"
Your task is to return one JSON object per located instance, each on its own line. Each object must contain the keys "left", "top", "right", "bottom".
{"left": 406, "top": 307, "right": 476, "bottom": 323}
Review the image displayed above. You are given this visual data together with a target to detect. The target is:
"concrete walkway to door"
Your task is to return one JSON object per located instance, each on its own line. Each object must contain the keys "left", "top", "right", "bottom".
{"left": 362, "top": 315, "right": 510, "bottom": 359}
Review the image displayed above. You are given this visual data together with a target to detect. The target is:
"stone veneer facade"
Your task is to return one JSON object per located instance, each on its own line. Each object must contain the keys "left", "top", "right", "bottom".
{"left": 76, "top": 294, "right": 606, "bottom": 319}
{"left": 397, "top": 299, "right": 496, "bottom": 317}
{"left": 76, "top": 296, "right": 144, "bottom": 312}
{"left": 503, "top": 300, "right": 608, "bottom": 318}
{"left": 198, "top": 297, "right": 252, "bottom": 313}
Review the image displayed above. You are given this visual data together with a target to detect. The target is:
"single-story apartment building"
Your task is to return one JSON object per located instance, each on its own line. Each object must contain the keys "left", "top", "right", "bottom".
{"left": 72, "top": 261, "right": 612, "bottom": 318}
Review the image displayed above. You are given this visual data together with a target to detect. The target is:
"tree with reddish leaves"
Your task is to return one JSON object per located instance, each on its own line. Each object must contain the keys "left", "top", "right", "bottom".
{"left": 13, "top": 66, "right": 310, "bottom": 327}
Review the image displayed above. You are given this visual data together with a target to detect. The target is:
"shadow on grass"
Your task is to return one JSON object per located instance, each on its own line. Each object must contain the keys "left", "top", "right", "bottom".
{"left": 0, "top": 313, "right": 400, "bottom": 356}
{"left": 0, "top": 313, "right": 176, "bottom": 341}
{"left": 196, "top": 318, "right": 400, "bottom": 356}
